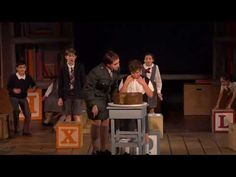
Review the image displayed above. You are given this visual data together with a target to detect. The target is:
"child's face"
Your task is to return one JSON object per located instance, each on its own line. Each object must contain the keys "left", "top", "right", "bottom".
{"left": 131, "top": 69, "right": 141, "bottom": 79}
{"left": 220, "top": 78, "right": 230, "bottom": 87}
{"left": 107, "top": 58, "right": 120, "bottom": 71}
{"left": 16, "top": 64, "right": 26, "bottom": 75}
{"left": 144, "top": 55, "right": 154, "bottom": 66}
{"left": 65, "top": 53, "right": 77, "bottom": 65}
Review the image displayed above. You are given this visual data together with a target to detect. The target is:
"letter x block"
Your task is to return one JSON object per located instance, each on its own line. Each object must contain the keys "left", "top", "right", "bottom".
{"left": 56, "top": 122, "right": 83, "bottom": 148}
{"left": 212, "top": 109, "right": 235, "bottom": 133}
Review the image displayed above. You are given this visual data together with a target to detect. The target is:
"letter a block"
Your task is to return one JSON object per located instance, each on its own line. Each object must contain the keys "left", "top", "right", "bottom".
{"left": 212, "top": 109, "right": 235, "bottom": 132}
{"left": 56, "top": 122, "right": 83, "bottom": 148}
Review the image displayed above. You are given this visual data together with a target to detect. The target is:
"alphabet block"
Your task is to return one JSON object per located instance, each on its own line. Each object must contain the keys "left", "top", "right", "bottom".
{"left": 56, "top": 122, "right": 83, "bottom": 148}
{"left": 212, "top": 109, "right": 235, "bottom": 132}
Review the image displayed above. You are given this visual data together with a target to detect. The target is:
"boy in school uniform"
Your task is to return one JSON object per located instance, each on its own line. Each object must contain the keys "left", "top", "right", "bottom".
{"left": 58, "top": 48, "right": 86, "bottom": 123}
{"left": 119, "top": 59, "right": 154, "bottom": 154}
{"left": 214, "top": 73, "right": 236, "bottom": 110}
{"left": 142, "top": 53, "right": 163, "bottom": 113}
{"left": 7, "top": 60, "right": 36, "bottom": 136}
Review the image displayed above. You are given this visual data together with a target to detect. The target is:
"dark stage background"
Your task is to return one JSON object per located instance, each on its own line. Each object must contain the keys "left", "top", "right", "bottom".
{"left": 74, "top": 21, "right": 214, "bottom": 75}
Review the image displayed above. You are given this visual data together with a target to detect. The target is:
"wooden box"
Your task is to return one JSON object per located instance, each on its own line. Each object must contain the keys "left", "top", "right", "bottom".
{"left": 56, "top": 121, "right": 83, "bottom": 149}
{"left": 0, "top": 114, "right": 9, "bottom": 139}
{"left": 19, "top": 89, "right": 42, "bottom": 120}
{"left": 212, "top": 109, "right": 235, "bottom": 132}
{"left": 228, "top": 123, "right": 236, "bottom": 151}
{"left": 148, "top": 113, "right": 163, "bottom": 138}
{"left": 148, "top": 131, "right": 161, "bottom": 155}
{"left": 184, "top": 84, "right": 219, "bottom": 115}
{"left": 0, "top": 88, "right": 13, "bottom": 114}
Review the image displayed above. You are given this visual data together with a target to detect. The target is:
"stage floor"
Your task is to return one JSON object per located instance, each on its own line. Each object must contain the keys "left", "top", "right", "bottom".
{"left": 1, "top": 116, "right": 236, "bottom": 155}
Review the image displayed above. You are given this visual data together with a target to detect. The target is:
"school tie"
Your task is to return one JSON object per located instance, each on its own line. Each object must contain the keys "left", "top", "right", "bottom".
{"left": 145, "top": 68, "right": 151, "bottom": 73}
{"left": 69, "top": 67, "right": 75, "bottom": 89}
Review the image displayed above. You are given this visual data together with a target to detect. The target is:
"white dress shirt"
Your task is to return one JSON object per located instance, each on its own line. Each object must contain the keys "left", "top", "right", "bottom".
{"left": 143, "top": 63, "right": 162, "bottom": 94}
{"left": 119, "top": 78, "right": 154, "bottom": 94}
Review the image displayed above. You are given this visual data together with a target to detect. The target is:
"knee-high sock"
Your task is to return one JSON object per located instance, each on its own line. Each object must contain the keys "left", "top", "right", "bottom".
{"left": 100, "top": 125, "right": 109, "bottom": 151}
{"left": 91, "top": 124, "right": 100, "bottom": 152}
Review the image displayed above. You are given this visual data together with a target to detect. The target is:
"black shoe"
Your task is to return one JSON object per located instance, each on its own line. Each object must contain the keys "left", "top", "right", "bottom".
{"left": 122, "top": 152, "right": 130, "bottom": 155}
{"left": 22, "top": 132, "right": 32, "bottom": 136}
{"left": 42, "top": 122, "right": 53, "bottom": 126}
{"left": 91, "top": 151, "right": 101, "bottom": 155}
{"left": 100, "top": 150, "right": 111, "bottom": 155}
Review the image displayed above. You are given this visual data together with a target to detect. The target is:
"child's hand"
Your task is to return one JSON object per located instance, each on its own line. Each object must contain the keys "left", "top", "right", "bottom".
{"left": 226, "top": 105, "right": 232, "bottom": 109}
{"left": 213, "top": 104, "right": 219, "bottom": 110}
{"left": 92, "top": 105, "right": 98, "bottom": 118}
{"left": 136, "top": 77, "right": 146, "bottom": 86}
{"left": 158, "top": 93, "right": 163, "bottom": 101}
{"left": 58, "top": 98, "right": 63, "bottom": 106}
{"left": 42, "top": 96, "right": 47, "bottom": 101}
{"left": 13, "top": 88, "right": 21, "bottom": 94}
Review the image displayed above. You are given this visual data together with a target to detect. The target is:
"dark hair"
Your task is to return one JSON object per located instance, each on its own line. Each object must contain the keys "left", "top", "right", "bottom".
{"left": 144, "top": 52, "right": 155, "bottom": 59}
{"left": 221, "top": 73, "right": 232, "bottom": 82}
{"left": 128, "top": 59, "right": 142, "bottom": 73}
{"left": 16, "top": 60, "right": 26, "bottom": 67}
{"left": 103, "top": 50, "right": 119, "bottom": 65}
{"left": 64, "top": 48, "right": 77, "bottom": 56}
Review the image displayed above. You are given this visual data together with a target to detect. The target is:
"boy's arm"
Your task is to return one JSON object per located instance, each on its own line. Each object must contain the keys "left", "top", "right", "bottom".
{"left": 215, "top": 86, "right": 224, "bottom": 109}
{"left": 120, "top": 75, "right": 133, "bottom": 93}
{"left": 226, "top": 88, "right": 236, "bottom": 109}
{"left": 136, "top": 77, "right": 153, "bottom": 98}
{"left": 43, "top": 82, "right": 54, "bottom": 101}
{"left": 155, "top": 65, "right": 162, "bottom": 94}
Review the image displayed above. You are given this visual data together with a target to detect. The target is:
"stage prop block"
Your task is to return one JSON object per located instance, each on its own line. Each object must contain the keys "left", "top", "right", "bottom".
{"left": 212, "top": 109, "right": 235, "bottom": 132}
{"left": 148, "top": 113, "right": 164, "bottom": 138}
{"left": 19, "top": 89, "right": 42, "bottom": 120}
{"left": 148, "top": 131, "right": 161, "bottom": 155}
{"left": 56, "top": 121, "right": 83, "bottom": 149}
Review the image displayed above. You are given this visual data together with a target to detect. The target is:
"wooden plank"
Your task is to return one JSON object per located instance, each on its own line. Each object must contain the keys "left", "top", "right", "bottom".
{"left": 199, "top": 137, "right": 222, "bottom": 155}
{"left": 213, "top": 133, "right": 236, "bottom": 155}
{"left": 72, "top": 134, "right": 91, "bottom": 155}
{"left": 160, "top": 134, "right": 171, "bottom": 155}
{"left": 183, "top": 137, "right": 205, "bottom": 155}
{"left": 168, "top": 134, "right": 188, "bottom": 155}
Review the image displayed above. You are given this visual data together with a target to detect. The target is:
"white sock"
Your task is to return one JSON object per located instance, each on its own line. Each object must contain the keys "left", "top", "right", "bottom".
{"left": 136, "top": 147, "right": 139, "bottom": 155}
{"left": 125, "top": 147, "right": 130, "bottom": 154}
{"left": 146, "top": 144, "right": 149, "bottom": 154}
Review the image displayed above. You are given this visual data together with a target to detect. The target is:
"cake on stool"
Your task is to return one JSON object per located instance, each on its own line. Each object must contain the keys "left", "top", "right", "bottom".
{"left": 113, "top": 92, "right": 143, "bottom": 105}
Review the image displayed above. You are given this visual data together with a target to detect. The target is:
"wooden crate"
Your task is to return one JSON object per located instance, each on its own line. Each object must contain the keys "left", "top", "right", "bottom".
{"left": 212, "top": 109, "right": 235, "bottom": 132}
{"left": 148, "top": 113, "right": 163, "bottom": 138}
{"left": 184, "top": 84, "right": 219, "bottom": 115}
{"left": 0, "top": 114, "right": 9, "bottom": 139}
{"left": 19, "top": 89, "right": 42, "bottom": 120}
{"left": 148, "top": 131, "right": 161, "bottom": 155}
{"left": 56, "top": 121, "right": 83, "bottom": 149}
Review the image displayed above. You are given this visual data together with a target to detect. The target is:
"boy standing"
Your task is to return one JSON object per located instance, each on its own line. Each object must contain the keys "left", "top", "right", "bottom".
{"left": 214, "top": 73, "right": 236, "bottom": 110}
{"left": 7, "top": 60, "right": 36, "bottom": 136}
{"left": 142, "top": 53, "right": 163, "bottom": 113}
{"left": 58, "top": 48, "right": 85, "bottom": 123}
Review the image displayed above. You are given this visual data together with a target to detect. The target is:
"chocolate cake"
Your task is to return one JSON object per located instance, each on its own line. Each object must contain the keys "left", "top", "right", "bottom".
{"left": 113, "top": 92, "right": 143, "bottom": 105}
